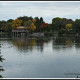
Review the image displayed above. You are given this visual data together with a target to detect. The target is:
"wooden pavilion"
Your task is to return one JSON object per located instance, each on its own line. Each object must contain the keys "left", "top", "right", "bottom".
{"left": 12, "top": 26, "right": 29, "bottom": 37}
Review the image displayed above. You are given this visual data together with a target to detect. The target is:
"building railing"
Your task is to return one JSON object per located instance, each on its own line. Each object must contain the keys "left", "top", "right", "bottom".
{"left": 12, "top": 29, "right": 28, "bottom": 32}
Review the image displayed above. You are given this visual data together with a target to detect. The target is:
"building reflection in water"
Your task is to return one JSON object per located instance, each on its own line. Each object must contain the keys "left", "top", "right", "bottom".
{"left": 12, "top": 35, "right": 80, "bottom": 54}
{"left": 12, "top": 36, "right": 51, "bottom": 53}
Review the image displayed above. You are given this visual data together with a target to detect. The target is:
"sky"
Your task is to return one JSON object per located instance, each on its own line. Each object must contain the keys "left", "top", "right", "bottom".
{"left": 0, "top": 1, "right": 80, "bottom": 23}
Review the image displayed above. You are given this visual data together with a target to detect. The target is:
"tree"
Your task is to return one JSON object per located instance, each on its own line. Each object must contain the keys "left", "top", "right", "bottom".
{"left": 28, "top": 16, "right": 33, "bottom": 20}
{"left": 72, "top": 19, "right": 80, "bottom": 34}
{"left": 40, "top": 23, "right": 51, "bottom": 32}
{"left": 7, "top": 19, "right": 14, "bottom": 23}
{"left": 61, "top": 18, "right": 73, "bottom": 29}
{"left": 24, "top": 20, "right": 32, "bottom": 27}
{"left": 24, "top": 19, "right": 36, "bottom": 30}
{"left": 6, "top": 22, "right": 12, "bottom": 33}
{"left": 18, "top": 16, "right": 28, "bottom": 22}
{"left": 52, "top": 17, "right": 62, "bottom": 31}
{"left": 35, "top": 17, "right": 44, "bottom": 32}
{"left": 29, "top": 23, "right": 36, "bottom": 31}
{"left": 32, "top": 19, "right": 36, "bottom": 23}
{"left": 66, "top": 24, "right": 72, "bottom": 30}
{"left": 17, "top": 16, "right": 33, "bottom": 26}
{"left": 12, "top": 19, "right": 22, "bottom": 29}
{"left": 0, "top": 21, "right": 7, "bottom": 31}
{"left": 35, "top": 17, "right": 40, "bottom": 30}
{"left": 40, "top": 17, "right": 44, "bottom": 23}
{"left": 52, "top": 17, "right": 73, "bottom": 32}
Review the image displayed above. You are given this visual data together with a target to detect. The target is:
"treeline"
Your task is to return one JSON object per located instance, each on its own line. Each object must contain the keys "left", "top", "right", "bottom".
{"left": 0, "top": 16, "right": 80, "bottom": 35}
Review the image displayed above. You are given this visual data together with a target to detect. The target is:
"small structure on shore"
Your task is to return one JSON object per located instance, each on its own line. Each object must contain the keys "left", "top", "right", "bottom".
{"left": 12, "top": 26, "right": 44, "bottom": 37}
{"left": 12, "top": 26, "right": 29, "bottom": 37}
{"left": 30, "top": 32, "right": 44, "bottom": 37}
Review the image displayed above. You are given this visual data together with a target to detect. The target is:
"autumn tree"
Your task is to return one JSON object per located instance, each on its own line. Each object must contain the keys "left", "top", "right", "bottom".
{"left": 32, "top": 19, "right": 36, "bottom": 23}
{"left": 12, "top": 19, "right": 22, "bottom": 29}
{"left": 35, "top": 17, "right": 44, "bottom": 32}
{"left": 66, "top": 24, "right": 72, "bottom": 30}
{"left": 29, "top": 23, "right": 36, "bottom": 32}
{"left": 24, "top": 19, "right": 36, "bottom": 31}
{"left": 35, "top": 17, "right": 40, "bottom": 30}
{"left": 40, "top": 23, "right": 51, "bottom": 32}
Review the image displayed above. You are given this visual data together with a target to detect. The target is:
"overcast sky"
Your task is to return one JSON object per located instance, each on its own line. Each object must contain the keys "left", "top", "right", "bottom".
{"left": 0, "top": 1, "right": 80, "bottom": 23}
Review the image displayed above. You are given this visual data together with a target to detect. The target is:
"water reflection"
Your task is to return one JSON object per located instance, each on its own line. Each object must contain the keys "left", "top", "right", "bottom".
{"left": 53, "top": 36, "right": 74, "bottom": 50}
{"left": 74, "top": 36, "right": 80, "bottom": 48}
{"left": 12, "top": 35, "right": 80, "bottom": 52}
{"left": 12, "top": 37, "right": 52, "bottom": 52}
{"left": 52, "top": 35, "right": 80, "bottom": 50}
{"left": 1, "top": 33, "right": 80, "bottom": 78}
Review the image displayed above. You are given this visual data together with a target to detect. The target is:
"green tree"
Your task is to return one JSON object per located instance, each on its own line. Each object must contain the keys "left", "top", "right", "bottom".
{"left": 0, "top": 21, "right": 7, "bottom": 31}
{"left": 52, "top": 17, "right": 62, "bottom": 31}
{"left": 72, "top": 19, "right": 80, "bottom": 34}
{"left": 6, "top": 22, "right": 12, "bottom": 33}
{"left": 24, "top": 20, "right": 32, "bottom": 27}
{"left": 7, "top": 19, "right": 14, "bottom": 23}
{"left": 24, "top": 19, "right": 36, "bottom": 30}
{"left": 52, "top": 17, "right": 73, "bottom": 32}
{"left": 40, "top": 17, "right": 44, "bottom": 23}
{"left": 17, "top": 16, "right": 33, "bottom": 26}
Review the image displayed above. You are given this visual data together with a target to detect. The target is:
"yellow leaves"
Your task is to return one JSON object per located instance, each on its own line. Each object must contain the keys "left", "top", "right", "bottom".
{"left": 32, "top": 19, "right": 36, "bottom": 22}
{"left": 11, "top": 18, "right": 36, "bottom": 31}
{"left": 66, "top": 24, "right": 72, "bottom": 30}
{"left": 30, "top": 23, "right": 36, "bottom": 31}
{"left": 30, "top": 39, "right": 36, "bottom": 46}
{"left": 66, "top": 39, "right": 72, "bottom": 47}
{"left": 12, "top": 19, "right": 22, "bottom": 29}
{"left": 24, "top": 19, "right": 36, "bottom": 32}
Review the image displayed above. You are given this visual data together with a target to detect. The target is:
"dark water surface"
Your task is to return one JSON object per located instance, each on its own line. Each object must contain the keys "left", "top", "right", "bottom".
{"left": 1, "top": 33, "right": 80, "bottom": 78}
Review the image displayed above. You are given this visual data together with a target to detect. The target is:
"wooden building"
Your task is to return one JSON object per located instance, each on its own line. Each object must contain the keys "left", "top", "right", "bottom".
{"left": 12, "top": 26, "right": 29, "bottom": 37}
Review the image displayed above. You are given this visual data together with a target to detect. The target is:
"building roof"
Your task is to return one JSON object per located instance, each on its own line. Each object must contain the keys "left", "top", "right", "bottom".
{"left": 17, "top": 26, "right": 28, "bottom": 29}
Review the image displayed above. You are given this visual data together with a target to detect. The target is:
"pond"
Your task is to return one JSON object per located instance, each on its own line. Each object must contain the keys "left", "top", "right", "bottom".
{"left": 0, "top": 33, "right": 80, "bottom": 78}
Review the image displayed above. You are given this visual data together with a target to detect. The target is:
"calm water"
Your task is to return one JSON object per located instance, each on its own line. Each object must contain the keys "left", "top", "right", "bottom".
{"left": 0, "top": 33, "right": 80, "bottom": 78}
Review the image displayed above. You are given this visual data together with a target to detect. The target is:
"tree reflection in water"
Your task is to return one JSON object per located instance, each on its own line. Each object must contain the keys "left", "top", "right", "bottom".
{"left": 74, "top": 36, "right": 80, "bottom": 48}
{"left": 53, "top": 35, "right": 80, "bottom": 50}
{"left": 52, "top": 35, "right": 75, "bottom": 50}
{"left": 12, "top": 37, "right": 51, "bottom": 53}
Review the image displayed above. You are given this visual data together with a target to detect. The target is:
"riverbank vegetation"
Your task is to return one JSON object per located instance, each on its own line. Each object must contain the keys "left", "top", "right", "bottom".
{"left": 0, "top": 16, "right": 80, "bottom": 36}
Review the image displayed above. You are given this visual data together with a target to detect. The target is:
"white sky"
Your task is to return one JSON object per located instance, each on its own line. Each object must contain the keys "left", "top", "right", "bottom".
{"left": 0, "top": 1, "right": 80, "bottom": 23}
